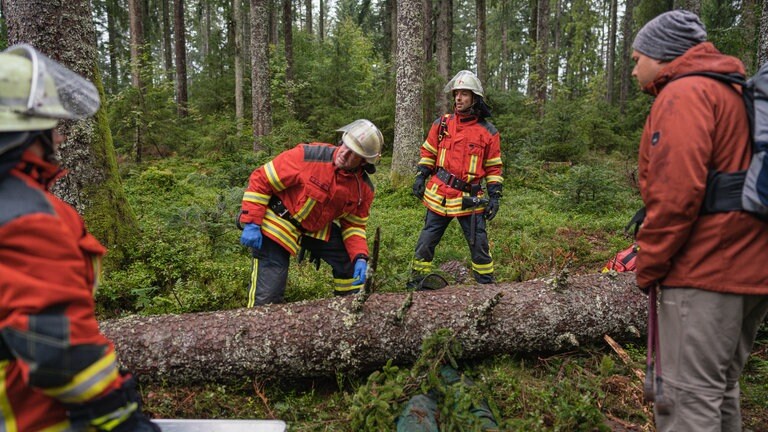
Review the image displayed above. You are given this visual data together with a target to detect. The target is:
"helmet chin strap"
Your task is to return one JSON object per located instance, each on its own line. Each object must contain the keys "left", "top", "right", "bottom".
{"left": 25, "top": 129, "right": 57, "bottom": 163}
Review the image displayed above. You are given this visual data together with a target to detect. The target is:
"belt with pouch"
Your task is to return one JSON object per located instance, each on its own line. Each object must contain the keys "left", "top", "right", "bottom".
{"left": 268, "top": 196, "right": 306, "bottom": 232}
{"left": 435, "top": 168, "right": 482, "bottom": 196}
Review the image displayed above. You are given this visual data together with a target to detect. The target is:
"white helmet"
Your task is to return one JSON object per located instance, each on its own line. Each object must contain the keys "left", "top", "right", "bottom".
{"left": 0, "top": 44, "right": 100, "bottom": 156}
{"left": 443, "top": 70, "right": 484, "bottom": 98}
{"left": 336, "top": 119, "right": 383, "bottom": 164}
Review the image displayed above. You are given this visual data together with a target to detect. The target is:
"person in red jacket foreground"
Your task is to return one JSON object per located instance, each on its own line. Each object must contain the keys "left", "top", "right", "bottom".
{"left": 409, "top": 70, "right": 503, "bottom": 288}
{"left": 239, "top": 120, "right": 383, "bottom": 306}
{"left": 632, "top": 11, "right": 768, "bottom": 431}
{"left": 0, "top": 45, "right": 159, "bottom": 431}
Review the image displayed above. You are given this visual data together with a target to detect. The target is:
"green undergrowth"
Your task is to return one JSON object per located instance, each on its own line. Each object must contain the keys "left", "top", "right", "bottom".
{"left": 100, "top": 150, "right": 767, "bottom": 429}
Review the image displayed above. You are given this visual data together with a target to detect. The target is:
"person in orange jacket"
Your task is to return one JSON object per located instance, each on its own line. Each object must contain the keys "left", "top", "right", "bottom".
{"left": 632, "top": 11, "right": 768, "bottom": 430}
{"left": 239, "top": 120, "right": 383, "bottom": 306}
{"left": 0, "top": 45, "right": 159, "bottom": 431}
{"left": 409, "top": 71, "right": 504, "bottom": 288}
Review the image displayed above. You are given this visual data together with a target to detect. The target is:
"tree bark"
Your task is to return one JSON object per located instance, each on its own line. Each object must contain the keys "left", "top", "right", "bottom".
{"left": 162, "top": 0, "right": 174, "bottom": 82}
{"left": 4, "top": 0, "right": 140, "bottom": 265}
{"left": 106, "top": 0, "right": 122, "bottom": 93}
{"left": 282, "top": 0, "right": 294, "bottom": 113}
{"left": 533, "top": 0, "right": 549, "bottom": 115}
{"left": 318, "top": 0, "right": 324, "bottom": 40}
{"left": 674, "top": 0, "right": 700, "bottom": 15}
{"left": 619, "top": 0, "right": 635, "bottom": 113}
{"left": 423, "top": 0, "right": 433, "bottom": 63}
{"left": 269, "top": 0, "right": 278, "bottom": 45}
{"left": 101, "top": 273, "right": 646, "bottom": 383}
{"left": 234, "top": 0, "right": 245, "bottom": 131}
{"left": 476, "top": 0, "right": 487, "bottom": 85}
{"left": 128, "top": 0, "right": 145, "bottom": 162}
{"left": 435, "top": 0, "right": 452, "bottom": 113}
{"left": 304, "top": 0, "right": 312, "bottom": 34}
{"left": 251, "top": 0, "right": 271, "bottom": 149}
{"left": 605, "top": 0, "right": 617, "bottom": 103}
{"left": 391, "top": 0, "right": 424, "bottom": 179}
{"left": 174, "top": 0, "right": 189, "bottom": 117}
{"left": 759, "top": 0, "right": 768, "bottom": 66}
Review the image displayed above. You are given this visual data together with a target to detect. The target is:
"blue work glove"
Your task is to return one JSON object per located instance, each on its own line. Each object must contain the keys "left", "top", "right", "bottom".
{"left": 352, "top": 258, "right": 368, "bottom": 285}
{"left": 240, "top": 223, "right": 263, "bottom": 249}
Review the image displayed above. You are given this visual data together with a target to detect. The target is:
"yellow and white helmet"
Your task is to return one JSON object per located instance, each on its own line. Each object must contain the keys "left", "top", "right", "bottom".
{"left": 0, "top": 44, "right": 100, "bottom": 155}
{"left": 336, "top": 119, "right": 384, "bottom": 164}
{"left": 443, "top": 70, "right": 484, "bottom": 98}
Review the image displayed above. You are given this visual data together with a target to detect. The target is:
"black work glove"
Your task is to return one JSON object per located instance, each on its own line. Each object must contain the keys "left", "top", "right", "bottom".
{"left": 484, "top": 183, "right": 503, "bottom": 221}
{"left": 412, "top": 167, "right": 431, "bottom": 198}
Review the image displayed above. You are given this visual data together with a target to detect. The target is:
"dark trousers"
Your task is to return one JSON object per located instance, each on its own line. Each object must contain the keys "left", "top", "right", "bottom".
{"left": 247, "top": 223, "right": 359, "bottom": 306}
{"left": 413, "top": 209, "right": 494, "bottom": 284}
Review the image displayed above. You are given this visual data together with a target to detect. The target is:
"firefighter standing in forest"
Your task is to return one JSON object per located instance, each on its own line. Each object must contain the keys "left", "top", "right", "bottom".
{"left": 239, "top": 120, "right": 383, "bottom": 306}
{"left": 409, "top": 70, "right": 503, "bottom": 287}
{"left": 0, "top": 44, "right": 159, "bottom": 431}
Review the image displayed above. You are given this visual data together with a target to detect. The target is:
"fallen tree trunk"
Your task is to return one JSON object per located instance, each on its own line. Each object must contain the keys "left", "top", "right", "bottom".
{"left": 100, "top": 273, "right": 646, "bottom": 384}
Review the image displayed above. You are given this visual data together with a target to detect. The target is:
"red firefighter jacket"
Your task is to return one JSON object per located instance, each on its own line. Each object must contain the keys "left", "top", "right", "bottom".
{"left": 636, "top": 42, "right": 768, "bottom": 294}
{"left": 0, "top": 151, "right": 127, "bottom": 431}
{"left": 418, "top": 112, "right": 503, "bottom": 217}
{"left": 240, "top": 143, "right": 374, "bottom": 261}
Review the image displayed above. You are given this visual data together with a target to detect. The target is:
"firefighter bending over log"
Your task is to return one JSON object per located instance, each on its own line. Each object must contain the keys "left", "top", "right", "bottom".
{"left": 239, "top": 120, "right": 383, "bottom": 306}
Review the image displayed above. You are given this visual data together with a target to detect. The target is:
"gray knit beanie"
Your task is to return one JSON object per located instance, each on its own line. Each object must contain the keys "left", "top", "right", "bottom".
{"left": 632, "top": 10, "right": 707, "bottom": 61}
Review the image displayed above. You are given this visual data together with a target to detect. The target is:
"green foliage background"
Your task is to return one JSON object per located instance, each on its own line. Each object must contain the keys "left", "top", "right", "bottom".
{"left": 86, "top": 2, "right": 768, "bottom": 429}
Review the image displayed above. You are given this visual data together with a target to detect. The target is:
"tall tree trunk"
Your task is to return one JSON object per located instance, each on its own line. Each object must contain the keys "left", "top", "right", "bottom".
{"left": 476, "top": 0, "right": 487, "bottom": 85}
{"left": 526, "top": 0, "right": 538, "bottom": 98}
{"left": 106, "top": 0, "right": 121, "bottom": 93}
{"left": 392, "top": 0, "right": 424, "bottom": 179}
{"left": 100, "top": 274, "right": 646, "bottom": 383}
{"left": 423, "top": 0, "right": 433, "bottom": 63}
{"left": 304, "top": 0, "right": 312, "bottom": 34}
{"left": 390, "top": 0, "right": 398, "bottom": 64}
{"left": 551, "top": 0, "right": 562, "bottom": 97}
{"left": 533, "top": 0, "right": 549, "bottom": 114}
{"left": 128, "top": 0, "right": 145, "bottom": 162}
{"left": 435, "top": 0, "right": 452, "bottom": 113}
{"left": 761, "top": 0, "right": 768, "bottom": 66}
{"left": 174, "top": 0, "right": 189, "bottom": 117}
{"left": 674, "top": 0, "right": 700, "bottom": 15}
{"left": 739, "top": 0, "right": 756, "bottom": 74}
{"left": 318, "top": 0, "right": 324, "bottom": 41}
{"left": 162, "top": 0, "right": 174, "bottom": 82}
{"left": 605, "top": 0, "right": 618, "bottom": 103}
{"left": 619, "top": 0, "right": 635, "bottom": 113}
{"left": 234, "top": 0, "right": 245, "bottom": 130}
{"left": 251, "top": 0, "right": 272, "bottom": 149}
{"left": 501, "top": 0, "right": 510, "bottom": 91}
{"left": 283, "top": 0, "right": 294, "bottom": 114}
{"left": 4, "top": 0, "right": 140, "bottom": 265}
{"left": 269, "top": 0, "right": 279, "bottom": 45}
{"left": 200, "top": 0, "right": 211, "bottom": 59}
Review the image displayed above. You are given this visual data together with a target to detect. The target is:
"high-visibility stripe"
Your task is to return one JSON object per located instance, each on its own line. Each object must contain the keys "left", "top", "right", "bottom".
{"left": 472, "top": 261, "right": 494, "bottom": 275}
{"left": 248, "top": 257, "right": 258, "bottom": 308}
{"left": 485, "top": 175, "right": 503, "bottom": 183}
{"left": 39, "top": 421, "right": 69, "bottom": 432}
{"left": 0, "top": 361, "right": 17, "bottom": 432}
{"left": 422, "top": 140, "right": 437, "bottom": 155}
{"left": 419, "top": 157, "right": 436, "bottom": 167}
{"left": 90, "top": 402, "right": 138, "bottom": 431}
{"left": 468, "top": 155, "right": 479, "bottom": 177}
{"left": 243, "top": 191, "right": 270, "bottom": 205}
{"left": 438, "top": 148, "right": 447, "bottom": 167}
{"left": 44, "top": 352, "right": 118, "bottom": 403}
{"left": 264, "top": 162, "right": 286, "bottom": 191}
{"left": 342, "top": 213, "right": 367, "bottom": 225}
{"left": 484, "top": 157, "right": 502, "bottom": 167}
{"left": 334, "top": 278, "right": 358, "bottom": 292}
{"left": 342, "top": 227, "right": 365, "bottom": 241}
{"left": 294, "top": 198, "right": 316, "bottom": 222}
{"left": 412, "top": 259, "right": 433, "bottom": 274}
{"left": 262, "top": 218, "right": 301, "bottom": 255}
{"left": 92, "top": 255, "right": 103, "bottom": 293}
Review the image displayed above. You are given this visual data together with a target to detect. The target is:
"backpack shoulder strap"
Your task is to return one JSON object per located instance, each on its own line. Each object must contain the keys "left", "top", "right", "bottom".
{"left": 437, "top": 114, "right": 451, "bottom": 143}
